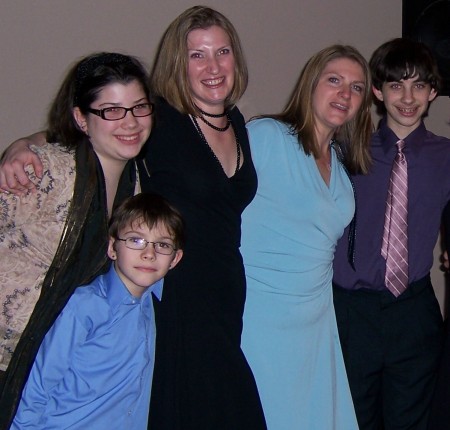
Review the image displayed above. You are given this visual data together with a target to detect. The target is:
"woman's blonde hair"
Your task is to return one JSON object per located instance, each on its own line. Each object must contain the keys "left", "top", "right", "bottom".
{"left": 150, "top": 5, "right": 248, "bottom": 115}
{"left": 260, "top": 45, "right": 373, "bottom": 174}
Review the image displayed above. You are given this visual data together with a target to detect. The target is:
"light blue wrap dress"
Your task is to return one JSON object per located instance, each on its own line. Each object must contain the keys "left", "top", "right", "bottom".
{"left": 241, "top": 118, "right": 359, "bottom": 430}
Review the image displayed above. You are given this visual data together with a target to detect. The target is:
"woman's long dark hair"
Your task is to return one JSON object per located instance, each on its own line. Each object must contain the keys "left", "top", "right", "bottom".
{"left": 46, "top": 52, "right": 151, "bottom": 148}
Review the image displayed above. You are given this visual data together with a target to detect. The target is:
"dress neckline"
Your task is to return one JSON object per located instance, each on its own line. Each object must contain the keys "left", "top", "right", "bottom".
{"left": 191, "top": 115, "right": 241, "bottom": 179}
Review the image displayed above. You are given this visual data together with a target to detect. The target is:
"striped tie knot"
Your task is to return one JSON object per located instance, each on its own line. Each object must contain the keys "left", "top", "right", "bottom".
{"left": 396, "top": 139, "right": 406, "bottom": 162}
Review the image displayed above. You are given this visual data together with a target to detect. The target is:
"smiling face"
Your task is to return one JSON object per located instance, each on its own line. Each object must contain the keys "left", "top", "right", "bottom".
{"left": 372, "top": 77, "right": 437, "bottom": 138}
{"left": 187, "top": 25, "right": 235, "bottom": 113}
{"left": 312, "top": 57, "right": 366, "bottom": 138}
{"left": 108, "top": 221, "right": 183, "bottom": 298}
{"left": 74, "top": 80, "right": 152, "bottom": 168}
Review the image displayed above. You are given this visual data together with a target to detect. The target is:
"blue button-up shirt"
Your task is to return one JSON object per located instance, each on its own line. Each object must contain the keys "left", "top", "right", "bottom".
{"left": 12, "top": 264, "right": 163, "bottom": 429}
{"left": 333, "top": 119, "right": 450, "bottom": 291}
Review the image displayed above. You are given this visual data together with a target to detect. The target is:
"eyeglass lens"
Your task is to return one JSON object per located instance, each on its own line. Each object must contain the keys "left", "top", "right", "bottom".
{"left": 121, "top": 238, "right": 174, "bottom": 255}
{"left": 103, "top": 104, "right": 153, "bottom": 120}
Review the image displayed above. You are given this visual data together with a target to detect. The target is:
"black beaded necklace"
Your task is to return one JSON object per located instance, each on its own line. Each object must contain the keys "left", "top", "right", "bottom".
{"left": 195, "top": 106, "right": 231, "bottom": 132}
{"left": 198, "top": 114, "right": 231, "bottom": 132}
{"left": 197, "top": 107, "right": 227, "bottom": 118}
{"left": 192, "top": 115, "right": 241, "bottom": 176}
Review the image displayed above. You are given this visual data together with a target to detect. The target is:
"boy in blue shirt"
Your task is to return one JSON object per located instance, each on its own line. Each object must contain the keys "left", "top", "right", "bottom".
{"left": 12, "top": 193, "right": 184, "bottom": 429}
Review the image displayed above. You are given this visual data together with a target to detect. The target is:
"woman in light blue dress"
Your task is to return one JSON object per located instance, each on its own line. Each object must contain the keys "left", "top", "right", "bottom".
{"left": 240, "top": 45, "right": 373, "bottom": 429}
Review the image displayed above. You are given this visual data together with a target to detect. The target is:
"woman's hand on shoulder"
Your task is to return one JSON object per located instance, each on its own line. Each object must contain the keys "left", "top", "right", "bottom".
{"left": 0, "top": 133, "right": 46, "bottom": 195}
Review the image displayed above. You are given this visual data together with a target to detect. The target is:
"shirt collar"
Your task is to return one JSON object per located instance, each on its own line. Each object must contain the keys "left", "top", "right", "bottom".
{"left": 100, "top": 264, "right": 164, "bottom": 311}
{"left": 378, "top": 117, "right": 427, "bottom": 155}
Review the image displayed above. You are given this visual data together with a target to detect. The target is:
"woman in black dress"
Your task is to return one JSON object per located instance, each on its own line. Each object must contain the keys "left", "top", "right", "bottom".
{"left": 140, "top": 6, "right": 266, "bottom": 429}
{"left": 0, "top": 6, "right": 266, "bottom": 429}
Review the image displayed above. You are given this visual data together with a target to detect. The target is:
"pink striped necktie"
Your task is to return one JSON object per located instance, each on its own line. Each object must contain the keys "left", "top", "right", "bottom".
{"left": 381, "top": 139, "right": 408, "bottom": 297}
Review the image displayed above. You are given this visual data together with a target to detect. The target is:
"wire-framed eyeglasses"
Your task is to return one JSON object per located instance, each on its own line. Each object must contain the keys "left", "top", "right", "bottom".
{"left": 87, "top": 103, "right": 154, "bottom": 121}
{"left": 117, "top": 237, "right": 176, "bottom": 255}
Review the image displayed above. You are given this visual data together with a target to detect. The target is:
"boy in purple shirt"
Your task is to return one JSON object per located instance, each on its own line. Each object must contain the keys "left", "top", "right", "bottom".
{"left": 12, "top": 193, "right": 184, "bottom": 429}
{"left": 333, "top": 38, "right": 450, "bottom": 430}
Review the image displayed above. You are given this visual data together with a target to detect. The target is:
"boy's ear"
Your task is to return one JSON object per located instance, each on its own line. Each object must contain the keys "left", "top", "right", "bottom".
{"left": 107, "top": 238, "right": 117, "bottom": 260}
{"left": 73, "top": 107, "right": 89, "bottom": 135}
{"left": 372, "top": 85, "right": 384, "bottom": 102}
{"left": 428, "top": 88, "right": 438, "bottom": 102}
{"left": 169, "top": 249, "right": 183, "bottom": 270}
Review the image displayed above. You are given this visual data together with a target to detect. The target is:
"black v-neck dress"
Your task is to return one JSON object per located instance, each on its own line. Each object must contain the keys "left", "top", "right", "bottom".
{"left": 138, "top": 99, "right": 266, "bottom": 430}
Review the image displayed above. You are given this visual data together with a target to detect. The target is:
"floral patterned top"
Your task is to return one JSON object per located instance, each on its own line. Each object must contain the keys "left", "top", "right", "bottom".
{"left": 0, "top": 143, "right": 75, "bottom": 371}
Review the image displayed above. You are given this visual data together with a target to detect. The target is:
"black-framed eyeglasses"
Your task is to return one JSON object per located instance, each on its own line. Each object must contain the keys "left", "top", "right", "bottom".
{"left": 117, "top": 237, "right": 176, "bottom": 255}
{"left": 87, "top": 103, "right": 154, "bottom": 121}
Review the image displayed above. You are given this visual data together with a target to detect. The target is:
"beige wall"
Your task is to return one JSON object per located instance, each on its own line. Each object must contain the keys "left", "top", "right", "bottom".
{"left": 2, "top": 0, "right": 449, "bottom": 311}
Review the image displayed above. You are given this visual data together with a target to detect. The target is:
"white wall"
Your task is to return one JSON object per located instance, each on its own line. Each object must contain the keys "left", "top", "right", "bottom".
{"left": 1, "top": 0, "right": 449, "bottom": 311}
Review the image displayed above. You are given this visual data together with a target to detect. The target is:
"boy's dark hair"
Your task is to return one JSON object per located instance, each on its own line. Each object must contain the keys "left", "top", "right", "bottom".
{"left": 109, "top": 193, "right": 185, "bottom": 250}
{"left": 369, "top": 38, "right": 442, "bottom": 115}
{"left": 370, "top": 38, "right": 441, "bottom": 91}
{"left": 46, "top": 52, "right": 151, "bottom": 148}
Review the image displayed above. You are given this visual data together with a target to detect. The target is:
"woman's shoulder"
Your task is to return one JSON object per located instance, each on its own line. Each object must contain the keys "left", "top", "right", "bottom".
{"left": 246, "top": 118, "right": 293, "bottom": 148}
{"left": 28, "top": 142, "right": 76, "bottom": 187}
{"left": 31, "top": 142, "right": 75, "bottom": 169}
{"left": 245, "top": 118, "right": 294, "bottom": 169}
{"left": 154, "top": 97, "right": 186, "bottom": 122}
{"left": 152, "top": 98, "right": 190, "bottom": 138}
{"left": 247, "top": 117, "right": 291, "bottom": 136}
{"left": 228, "top": 105, "right": 245, "bottom": 123}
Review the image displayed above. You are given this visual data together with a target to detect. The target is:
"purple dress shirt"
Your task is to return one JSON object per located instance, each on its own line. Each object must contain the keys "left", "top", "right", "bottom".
{"left": 333, "top": 119, "right": 450, "bottom": 291}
